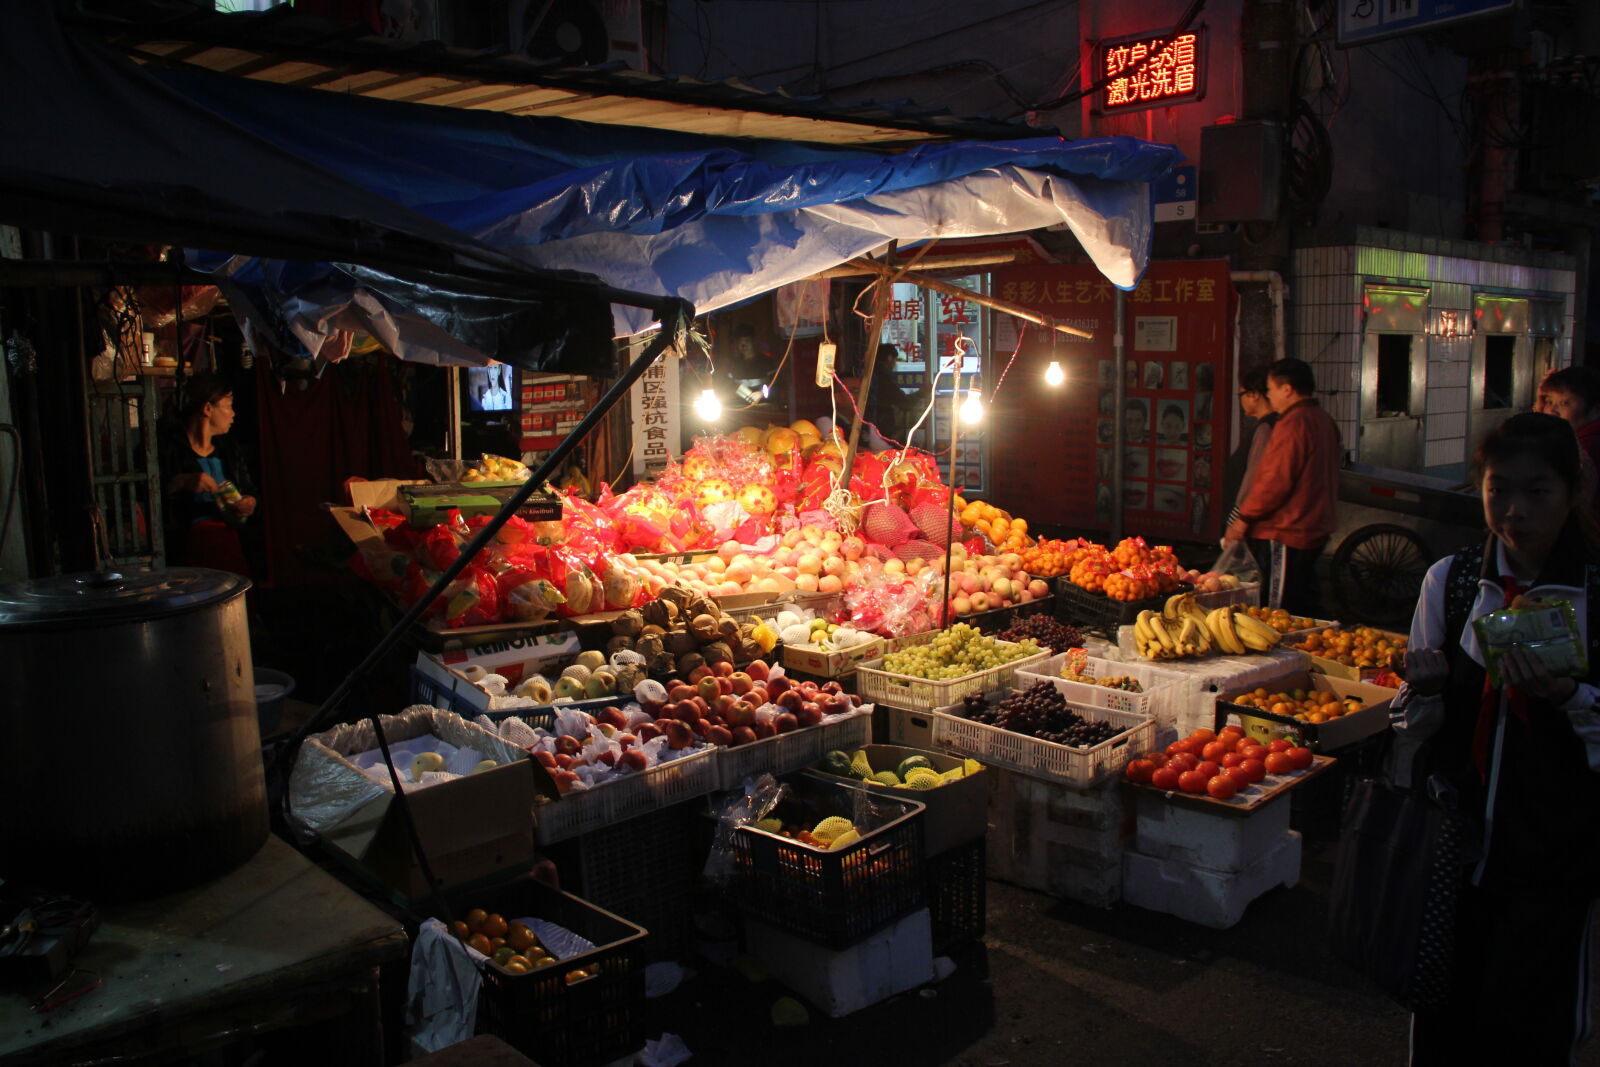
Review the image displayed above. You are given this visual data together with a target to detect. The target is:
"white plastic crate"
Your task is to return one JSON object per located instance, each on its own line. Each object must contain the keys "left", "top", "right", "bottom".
{"left": 1190, "top": 582, "right": 1261, "bottom": 610}
{"left": 1121, "top": 829, "right": 1302, "bottom": 929}
{"left": 930, "top": 696, "right": 1154, "bottom": 789}
{"left": 1014, "top": 653, "right": 1192, "bottom": 730}
{"left": 854, "top": 636, "right": 1048, "bottom": 713}
{"left": 533, "top": 744, "right": 720, "bottom": 845}
{"left": 714, "top": 706, "right": 872, "bottom": 791}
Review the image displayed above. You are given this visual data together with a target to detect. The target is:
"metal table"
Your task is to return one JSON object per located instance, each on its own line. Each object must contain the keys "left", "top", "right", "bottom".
{"left": 0, "top": 835, "right": 409, "bottom": 1065}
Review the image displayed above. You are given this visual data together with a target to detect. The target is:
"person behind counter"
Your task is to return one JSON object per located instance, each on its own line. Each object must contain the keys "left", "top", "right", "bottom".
{"left": 160, "top": 372, "right": 258, "bottom": 576}
{"left": 1392, "top": 411, "right": 1600, "bottom": 1063}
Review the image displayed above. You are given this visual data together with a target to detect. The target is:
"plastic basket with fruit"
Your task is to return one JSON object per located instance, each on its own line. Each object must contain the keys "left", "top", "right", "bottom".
{"left": 932, "top": 682, "right": 1155, "bottom": 789}
{"left": 854, "top": 625, "right": 1050, "bottom": 712}
{"left": 729, "top": 774, "right": 926, "bottom": 948}
{"left": 1014, "top": 651, "right": 1192, "bottom": 727}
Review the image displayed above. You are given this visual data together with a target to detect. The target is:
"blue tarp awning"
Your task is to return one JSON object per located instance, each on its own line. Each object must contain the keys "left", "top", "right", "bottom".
{"left": 160, "top": 68, "right": 1178, "bottom": 358}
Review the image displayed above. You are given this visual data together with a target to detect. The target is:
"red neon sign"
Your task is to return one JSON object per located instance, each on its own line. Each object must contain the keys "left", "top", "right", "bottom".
{"left": 1096, "top": 28, "right": 1206, "bottom": 114}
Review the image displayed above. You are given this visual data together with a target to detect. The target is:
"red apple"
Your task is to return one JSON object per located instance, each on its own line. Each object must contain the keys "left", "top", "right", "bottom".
{"left": 730, "top": 672, "right": 754, "bottom": 695}
{"left": 554, "top": 734, "right": 582, "bottom": 756}
{"left": 668, "top": 684, "right": 695, "bottom": 703}
{"left": 707, "top": 724, "right": 733, "bottom": 746}
{"left": 728, "top": 700, "right": 757, "bottom": 727}
{"left": 821, "top": 681, "right": 843, "bottom": 696}
{"left": 745, "top": 660, "right": 770, "bottom": 682}
{"left": 752, "top": 720, "right": 776, "bottom": 739}
{"left": 615, "top": 733, "right": 637, "bottom": 749}
{"left": 554, "top": 753, "right": 575, "bottom": 770}
{"left": 619, "top": 749, "right": 648, "bottom": 771}
{"left": 766, "top": 676, "right": 791, "bottom": 697}
{"left": 689, "top": 717, "right": 708, "bottom": 737}
{"left": 716, "top": 676, "right": 734, "bottom": 696}
{"left": 595, "top": 749, "right": 617, "bottom": 766}
{"left": 774, "top": 711, "right": 799, "bottom": 733}
{"left": 688, "top": 665, "right": 715, "bottom": 684}
{"left": 776, "top": 690, "right": 805, "bottom": 713}
{"left": 714, "top": 660, "right": 736, "bottom": 678}
{"left": 731, "top": 725, "right": 758, "bottom": 745}
{"left": 596, "top": 706, "right": 628, "bottom": 730}
{"left": 799, "top": 682, "right": 819, "bottom": 697}
{"left": 663, "top": 720, "right": 694, "bottom": 750}
{"left": 532, "top": 750, "right": 557, "bottom": 769}
{"left": 640, "top": 698, "right": 666, "bottom": 718}
{"left": 796, "top": 702, "right": 822, "bottom": 728}
{"left": 713, "top": 694, "right": 737, "bottom": 717}
{"left": 690, "top": 696, "right": 710, "bottom": 716}
{"left": 637, "top": 722, "right": 662, "bottom": 742}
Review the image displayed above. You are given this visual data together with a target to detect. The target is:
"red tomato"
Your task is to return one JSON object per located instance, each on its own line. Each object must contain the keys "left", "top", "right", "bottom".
{"left": 1238, "top": 743, "right": 1268, "bottom": 762}
{"left": 1177, "top": 769, "right": 1210, "bottom": 793}
{"left": 1189, "top": 729, "right": 1217, "bottom": 746}
{"left": 1239, "top": 758, "right": 1267, "bottom": 783}
{"left": 1151, "top": 766, "right": 1182, "bottom": 790}
{"left": 1286, "top": 746, "right": 1314, "bottom": 770}
{"left": 1195, "top": 760, "right": 1221, "bottom": 780}
{"left": 1201, "top": 741, "right": 1230, "bottom": 763}
{"left": 1143, "top": 751, "right": 1170, "bottom": 767}
{"left": 1264, "top": 752, "right": 1294, "bottom": 775}
{"left": 1267, "top": 738, "right": 1293, "bottom": 753}
{"left": 1220, "top": 724, "right": 1245, "bottom": 739}
{"left": 1125, "top": 759, "right": 1157, "bottom": 783}
{"left": 1166, "top": 739, "right": 1196, "bottom": 757}
{"left": 1168, "top": 753, "right": 1199, "bottom": 773}
{"left": 1225, "top": 764, "right": 1253, "bottom": 788}
{"left": 1220, "top": 752, "right": 1244, "bottom": 769}
{"left": 1206, "top": 773, "right": 1239, "bottom": 800}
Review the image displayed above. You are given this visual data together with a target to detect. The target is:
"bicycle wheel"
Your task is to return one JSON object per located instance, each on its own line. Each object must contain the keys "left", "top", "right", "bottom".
{"left": 1330, "top": 524, "right": 1432, "bottom": 629}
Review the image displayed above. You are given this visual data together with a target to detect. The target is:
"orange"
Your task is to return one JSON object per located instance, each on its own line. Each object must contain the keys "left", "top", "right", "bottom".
{"left": 481, "top": 913, "right": 509, "bottom": 939}
{"left": 467, "top": 933, "right": 493, "bottom": 955}
{"left": 465, "top": 908, "right": 488, "bottom": 932}
{"left": 449, "top": 920, "right": 471, "bottom": 941}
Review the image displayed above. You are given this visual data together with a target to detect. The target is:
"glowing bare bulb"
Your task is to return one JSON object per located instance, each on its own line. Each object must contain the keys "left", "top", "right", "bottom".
{"left": 1045, "top": 361, "right": 1065, "bottom": 387}
{"left": 959, "top": 388, "right": 984, "bottom": 425}
{"left": 694, "top": 388, "right": 721, "bottom": 422}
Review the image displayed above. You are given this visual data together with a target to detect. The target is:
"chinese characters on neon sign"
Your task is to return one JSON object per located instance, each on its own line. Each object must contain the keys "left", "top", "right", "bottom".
{"left": 1096, "top": 29, "right": 1205, "bottom": 114}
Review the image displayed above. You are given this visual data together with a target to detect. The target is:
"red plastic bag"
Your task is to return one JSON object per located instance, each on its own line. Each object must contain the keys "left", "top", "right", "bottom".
{"left": 443, "top": 565, "right": 502, "bottom": 627}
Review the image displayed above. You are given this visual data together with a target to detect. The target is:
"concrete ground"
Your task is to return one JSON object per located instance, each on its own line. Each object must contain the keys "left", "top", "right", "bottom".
{"left": 649, "top": 815, "right": 1600, "bottom": 1067}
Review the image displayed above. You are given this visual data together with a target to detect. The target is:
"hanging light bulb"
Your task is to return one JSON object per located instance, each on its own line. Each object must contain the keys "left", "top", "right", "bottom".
{"left": 1044, "top": 361, "right": 1065, "bottom": 387}
{"left": 959, "top": 388, "right": 984, "bottom": 425}
{"left": 694, "top": 388, "right": 721, "bottom": 422}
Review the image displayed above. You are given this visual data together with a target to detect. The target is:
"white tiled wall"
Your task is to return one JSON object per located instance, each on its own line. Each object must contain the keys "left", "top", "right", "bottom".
{"left": 1291, "top": 242, "right": 1575, "bottom": 476}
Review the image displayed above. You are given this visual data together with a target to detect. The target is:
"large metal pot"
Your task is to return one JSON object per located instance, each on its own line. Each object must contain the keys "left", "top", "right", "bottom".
{"left": 0, "top": 568, "right": 268, "bottom": 899}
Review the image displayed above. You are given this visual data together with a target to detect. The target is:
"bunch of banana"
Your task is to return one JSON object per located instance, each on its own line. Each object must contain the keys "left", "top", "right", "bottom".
{"left": 1204, "top": 604, "right": 1283, "bottom": 654}
{"left": 1133, "top": 602, "right": 1212, "bottom": 660}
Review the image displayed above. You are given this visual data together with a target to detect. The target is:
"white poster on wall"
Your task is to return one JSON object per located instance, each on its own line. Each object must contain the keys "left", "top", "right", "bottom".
{"left": 630, "top": 352, "right": 681, "bottom": 479}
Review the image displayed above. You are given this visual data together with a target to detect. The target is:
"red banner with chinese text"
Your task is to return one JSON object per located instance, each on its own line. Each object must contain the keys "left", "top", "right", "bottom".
{"left": 987, "top": 260, "right": 1235, "bottom": 543}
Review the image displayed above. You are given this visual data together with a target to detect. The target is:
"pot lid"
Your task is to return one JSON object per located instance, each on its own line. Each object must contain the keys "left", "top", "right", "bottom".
{"left": 0, "top": 568, "right": 250, "bottom": 628}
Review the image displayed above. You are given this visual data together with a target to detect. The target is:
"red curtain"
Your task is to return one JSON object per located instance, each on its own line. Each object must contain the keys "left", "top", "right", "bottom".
{"left": 254, "top": 356, "right": 420, "bottom": 587}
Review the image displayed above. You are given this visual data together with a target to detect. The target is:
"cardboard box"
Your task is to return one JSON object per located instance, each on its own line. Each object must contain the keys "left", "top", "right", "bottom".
{"left": 882, "top": 705, "right": 940, "bottom": 750}
{"left": 413, "top": 632, "right": 583, "bottom": 715}
{"left": 805, "top": 744, "right": 986, "bottom": 857}
{"left": 1213, "top": 670, "right": 1396, "bottom": 751}
{"left": 326, "top": 477, "right": 558, "bottom": 546}
{"left": 293, "top": 708, "right": 540, "bottom": 903}
{"left": 1289, "top": 628, "right": 1406, "bottom": 681}
{"left": 781, "top": 636, "right": 886, "bottom": 678}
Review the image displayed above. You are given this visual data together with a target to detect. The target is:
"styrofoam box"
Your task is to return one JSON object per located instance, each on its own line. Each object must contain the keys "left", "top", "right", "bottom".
{"left": 1130, "top": 785, "right": 1293, "bottom": 873}
{"left": 743, "top": 907, "right": 934, "bottom": 1018}
{"left": 1121, "top": 830, "right": 1302, "bottom": 930}
{"left": 1015, "top": 653, "right": 1192, "bottom": 731}
{"left": 985, "top": 768, "right": 1125, "bottom": 907}
{"left": 1106, "top": 635, "right": 1310, "bottom": 735}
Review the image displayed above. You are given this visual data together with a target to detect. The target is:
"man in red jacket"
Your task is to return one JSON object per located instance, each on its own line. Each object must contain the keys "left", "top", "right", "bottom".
{"left": 1224, "top": 358, "right": 1341, "bottom": 613}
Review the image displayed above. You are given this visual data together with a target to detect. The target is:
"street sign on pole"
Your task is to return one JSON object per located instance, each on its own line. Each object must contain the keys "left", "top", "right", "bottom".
{"left": 1337, "top": 0, "right": 1516, "bottom": 48}
{"left": 1152, "top": 165, "right": 1197, "bottom": 223}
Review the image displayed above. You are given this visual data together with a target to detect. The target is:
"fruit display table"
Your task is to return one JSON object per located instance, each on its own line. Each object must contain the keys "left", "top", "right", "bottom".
{"left": 0, "top": 835, "right": 408, "bottom": 1066}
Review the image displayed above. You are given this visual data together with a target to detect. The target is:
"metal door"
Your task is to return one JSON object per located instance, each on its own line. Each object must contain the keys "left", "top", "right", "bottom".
{"left": 1467, "top": 295, "right": 1530, "bottom": 452}
{"left": 1358, "top": 287, "right": 1428, "bottom": 470}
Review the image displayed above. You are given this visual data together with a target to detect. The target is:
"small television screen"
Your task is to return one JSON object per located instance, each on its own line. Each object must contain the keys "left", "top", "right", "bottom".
{"left": 466, "top": 366, "right": 517, "bottom": 413}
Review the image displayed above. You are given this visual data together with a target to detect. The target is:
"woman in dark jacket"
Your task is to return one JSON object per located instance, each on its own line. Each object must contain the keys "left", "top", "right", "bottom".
{"left": 160, "top": 372, "right": 257, "bottom": 575}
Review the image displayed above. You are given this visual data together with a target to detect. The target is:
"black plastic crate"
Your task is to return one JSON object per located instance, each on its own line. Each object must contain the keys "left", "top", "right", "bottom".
{"left": 446, "top": 875, "right": 647, "bottom": 1067}
{"left": 926, "top": 837, "right": 987, "bottom": 954}
{"left": 545, "top": 803, "right": 703, "bottom": 963}
{"left": 728, "top": 773, "right": 925, "bottom": 949}
{"left": 962, "top": 595, "right": 1056, "bottom": 635}
{"left": 1052, "top": 579, "right": 1187, "bottom": 638}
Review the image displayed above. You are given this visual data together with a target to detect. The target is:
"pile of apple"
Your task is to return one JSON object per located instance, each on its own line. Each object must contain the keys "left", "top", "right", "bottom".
{"left": 1177, "top": 569, "right": 1245, "bottom": 594}
{"left": 635, "top": 658, "right": 863, "bottom": 748}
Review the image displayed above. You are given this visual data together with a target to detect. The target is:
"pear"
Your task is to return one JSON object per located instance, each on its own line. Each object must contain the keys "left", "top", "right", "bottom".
{"left": 554, "top": 676, "right": 587, "bottom": 700}
{"left": 410, "top": 751, "right": 446, "bottom": 782}
{"left": 576, "top": 649, "right": 607, "bottom": 673}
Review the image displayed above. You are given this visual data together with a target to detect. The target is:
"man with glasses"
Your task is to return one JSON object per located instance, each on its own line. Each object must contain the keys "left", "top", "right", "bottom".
{"left": 1219, "top": 366, "right": 1277, "bottom": 578}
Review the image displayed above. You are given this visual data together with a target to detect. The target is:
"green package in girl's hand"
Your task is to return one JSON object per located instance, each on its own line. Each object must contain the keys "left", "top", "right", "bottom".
{"left": 1472, "top": 597, "right": 1587, "bottom": 687}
